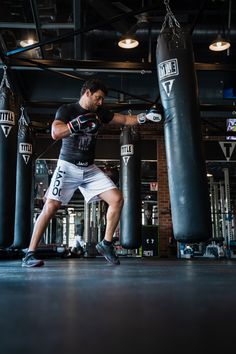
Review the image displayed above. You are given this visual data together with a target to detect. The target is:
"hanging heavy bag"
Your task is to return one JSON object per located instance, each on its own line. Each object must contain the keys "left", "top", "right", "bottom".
{"left": 14, "top": 108, "right": 34, "bottom": 248}
{"left": 156, "top": 3, "right": 211, "bottom": 243}
{"left": 0, "top": 66, "right": 19, "bottom": 247}
{"left": 120, "top": 126, "right": 142, "bottom": 249}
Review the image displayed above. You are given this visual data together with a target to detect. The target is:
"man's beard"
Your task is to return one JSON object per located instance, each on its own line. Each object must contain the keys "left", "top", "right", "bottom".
{"left": 87, "top": 103, "right": 97, "bottom": 112}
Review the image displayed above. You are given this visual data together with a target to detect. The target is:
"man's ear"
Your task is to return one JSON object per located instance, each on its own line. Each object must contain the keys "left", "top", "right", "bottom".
{"left": 85, "top": 89, "right": 91, "bottom": 97}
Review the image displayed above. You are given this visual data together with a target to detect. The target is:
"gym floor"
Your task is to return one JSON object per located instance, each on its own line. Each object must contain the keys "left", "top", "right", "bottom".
{"left": 0, "top": 257, "right": 235, "bottom": 354}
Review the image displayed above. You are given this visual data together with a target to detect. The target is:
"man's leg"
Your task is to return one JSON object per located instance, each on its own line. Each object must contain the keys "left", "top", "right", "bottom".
{"left": 96, "top": 188, "right": 123, "bottom": 265}
{"left": 22, "top": 199, "right": 61, "bottom": 267}
{"left": 99, "top": 188, "right": 123, "bottom": 241}
{"left": 28, "top": 199, "right": 62, "bottom": 251}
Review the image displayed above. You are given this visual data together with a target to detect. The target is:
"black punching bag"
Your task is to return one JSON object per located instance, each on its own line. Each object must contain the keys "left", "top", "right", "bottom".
{"left": 14, "top": 108, "right": 34, "bottom": 248}
{"left": 120, "top": 126, "right": 141, "bottom": 249}
{"left": 156, "top": 27, "right": 211, "bottom": 243}
{"left": 0, "top": 67, "right": 19, "bottom": 247}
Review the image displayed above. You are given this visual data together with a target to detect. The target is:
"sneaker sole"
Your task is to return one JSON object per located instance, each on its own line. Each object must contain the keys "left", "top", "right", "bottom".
{"left": 22, "top": 260, "right": 45, "bottom": 268}
{"left": 96, "top": 244, "right": 120, "bottom": 265}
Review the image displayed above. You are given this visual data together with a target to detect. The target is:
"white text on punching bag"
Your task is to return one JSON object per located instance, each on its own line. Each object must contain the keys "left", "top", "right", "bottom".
{"left": 158, "top": 59, "right": 179, "bottom": 80}
{"left": 0, "top": 110, "right": 15, "bottom": 125}
{"left": 0, "top": 110, "right": 15, "bottom": 137}
{"left": 121, "top": 144, "right": 134, "bottom": 156}
{"left": 19, "top": 143, "right": 32, "bottom": 154}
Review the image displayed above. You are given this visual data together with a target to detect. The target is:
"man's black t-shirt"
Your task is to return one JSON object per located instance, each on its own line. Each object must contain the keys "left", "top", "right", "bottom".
{"left": 55, "top": 102, "right": 114, "bottom": 166}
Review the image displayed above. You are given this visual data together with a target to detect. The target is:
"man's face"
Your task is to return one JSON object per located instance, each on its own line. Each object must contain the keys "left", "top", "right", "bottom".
{"left": 85, "top": 89, "right": 105, "bottom": 111}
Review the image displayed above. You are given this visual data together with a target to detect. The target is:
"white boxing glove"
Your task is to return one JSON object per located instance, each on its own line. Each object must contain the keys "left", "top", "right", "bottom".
{"left": 146, "top": 108, "right": 162, "bottom": 122}
{"left": 137, "top": 108, "right": 162, "bottom": 124}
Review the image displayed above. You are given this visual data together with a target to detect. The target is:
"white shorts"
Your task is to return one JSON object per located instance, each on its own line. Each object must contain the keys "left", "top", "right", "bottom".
{"left": 45, "top": 159, "right": 117, "bottom": 204}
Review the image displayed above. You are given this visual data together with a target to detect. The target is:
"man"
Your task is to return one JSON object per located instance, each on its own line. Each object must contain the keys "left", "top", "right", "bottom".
{"left": 22, "top": 79, "right": 161, "bottom": 267}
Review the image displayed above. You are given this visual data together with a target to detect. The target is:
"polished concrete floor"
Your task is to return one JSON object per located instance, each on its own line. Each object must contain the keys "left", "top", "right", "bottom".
{"left": 0, "top": 257, "right": 236, "bottom": 354}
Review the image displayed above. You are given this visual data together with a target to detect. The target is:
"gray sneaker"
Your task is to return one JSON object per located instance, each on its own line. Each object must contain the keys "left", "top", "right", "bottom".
{"left": 22, "top": 252, "right": 44, "bottom": 268}
{"left": 96, "top": 240, "right": 120, "bottom": 265}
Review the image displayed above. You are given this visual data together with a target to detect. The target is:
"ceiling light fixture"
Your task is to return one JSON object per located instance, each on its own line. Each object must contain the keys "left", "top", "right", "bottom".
{"left": 209, "top": 0, "right": 232, "bottom": 52}
{"left": 209, "top": 33, "right": 230, "bottom": 52}
{"left": 20, "top": 38, "right": 37, "bottom": 48}
{"left": 118, "top": 34, "right": 139, "bottom": 49}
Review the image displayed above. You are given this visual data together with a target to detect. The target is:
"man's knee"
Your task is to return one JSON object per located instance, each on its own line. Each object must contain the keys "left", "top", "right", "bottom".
{"left": 43, "top": 199, "right": 61, "bottom": 217}
{"left": 100, "top": 189, "right": 124, "bottom": 209}
{"left": 111, "top": 190, "right": 124, "bottom": 209}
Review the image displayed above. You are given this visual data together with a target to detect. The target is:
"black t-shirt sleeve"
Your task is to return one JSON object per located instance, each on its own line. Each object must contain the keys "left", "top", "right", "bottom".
{"left": 55, "top": 104, "right": 72, "bottom": 124}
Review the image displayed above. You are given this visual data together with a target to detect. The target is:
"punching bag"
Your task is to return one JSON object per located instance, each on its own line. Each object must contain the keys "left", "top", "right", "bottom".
{"left": 156, "top": 24, "right": 211, "bottom": 243}
{"left": 120, "top": 126, "right": 141, "bottom": 249}
{"left": 0, "top": 67, "right": 19, "bottom": 247}
{"left": 14, "top": 108, "right": 34, "bottom": 248}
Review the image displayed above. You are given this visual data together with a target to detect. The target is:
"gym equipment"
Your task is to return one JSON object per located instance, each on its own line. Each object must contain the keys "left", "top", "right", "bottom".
{"left": 156, "top": 6, "right": 211, "bottom": 243}
{"left": 207, "top": 168, "right": 235, "bottom": 258}
{"left": 14, "top": 107, "right": 34, "bottom": 248}
{"left": 0, "top": 66, "right": 19, "bottom": 247}
{"left": 223, "top": 168, "right": 233, "bottom": 255}
{"left": 120, "top": 126, "right": 142, "bottom": 249}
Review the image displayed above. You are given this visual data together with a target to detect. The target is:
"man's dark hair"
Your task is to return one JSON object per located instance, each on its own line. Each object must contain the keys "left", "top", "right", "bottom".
{"left": 80, "top": 79, "right": 108, "bottom": 96}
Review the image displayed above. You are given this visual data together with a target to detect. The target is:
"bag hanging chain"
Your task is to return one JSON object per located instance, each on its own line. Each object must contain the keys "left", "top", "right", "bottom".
{"left": 0, "top": 66, "right": 11, "bottom": 90}
{"left": 161, "top": 0, "right": 181, "bottom": 33}
{"left": 19, "top": 106, "right": 29, "bottom": 126}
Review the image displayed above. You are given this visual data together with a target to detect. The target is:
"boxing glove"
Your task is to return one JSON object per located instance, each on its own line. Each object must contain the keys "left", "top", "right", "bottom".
{"left": 137, "top": 108, "right": 162, "bottom": 124}
{"left": 146, "top": 108, "right": 162, "bottom": 122}
{"left": 67, "top": 112, "right": 99, "bottom": 134}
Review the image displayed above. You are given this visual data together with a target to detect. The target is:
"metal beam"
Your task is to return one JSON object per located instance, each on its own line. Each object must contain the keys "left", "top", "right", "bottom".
{"left": 2, "top": 59, "right": 236, "bottom": 72}
{"left": 5, "top": 57, "right": 154, "bottom": 104}
{"left": 23, "top": 101, "right": 236, "bottom": 114}
{"left": 0, "top": 22, "right": 74, "bottom": 29}
{"left": 200, "top": 104, "right": 236, "bottom": 112}
{"left": 30, "top": 0, "right": 44, "bottom": 58}
{"left": 73, "top": 0, "right": 82, "bottom": 60}
{"left": 195, "top": 63, "right": 236, "bottom": 71}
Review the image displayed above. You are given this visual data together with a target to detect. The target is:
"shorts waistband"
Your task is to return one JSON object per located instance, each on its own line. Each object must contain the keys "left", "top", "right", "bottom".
{"left": 60, "top": 158, "right": 94, "bottom": 167}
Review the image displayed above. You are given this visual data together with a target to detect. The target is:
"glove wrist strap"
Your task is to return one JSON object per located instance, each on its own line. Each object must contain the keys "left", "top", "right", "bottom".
{"left": 67, "top": 121, "right": 74, "bottom": 134}
{"left": 137, "top": 113, "right": 146, "bottom": 124}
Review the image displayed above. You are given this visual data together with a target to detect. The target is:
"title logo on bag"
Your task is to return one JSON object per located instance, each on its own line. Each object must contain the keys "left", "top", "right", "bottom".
{"left": 121, "top": 144, "right": 134, "bottom": 166}
{"left": 19, "top": 143, "right": 32, "bottom": 164}
{"left": 158, "top": 58, "right": 179, "bottom": 80}
{"left": 0, "top": 109, "right": 15, "bottom": 137}
{"left": 161, "top": 79, "right": 175, "bottom": 97}
{"left": 121, "top": 144, "right": 134, "bottom": 156}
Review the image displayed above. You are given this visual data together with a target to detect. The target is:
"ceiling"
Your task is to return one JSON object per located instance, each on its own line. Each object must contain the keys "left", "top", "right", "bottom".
{"left": 0, "top": 0, "right": 236, "bottom": 139}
